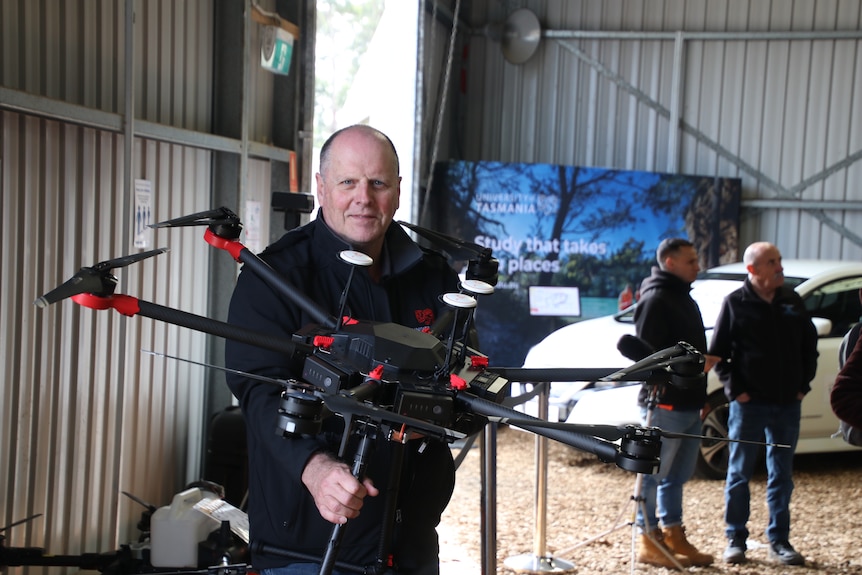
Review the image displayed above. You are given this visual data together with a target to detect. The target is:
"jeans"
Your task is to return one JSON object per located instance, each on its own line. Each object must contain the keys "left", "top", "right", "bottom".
{"left": 635, "top": 406, "right": 702, "bottom": 531}
{"left": 724, "top": 400, "right": 801, "bottom": 543}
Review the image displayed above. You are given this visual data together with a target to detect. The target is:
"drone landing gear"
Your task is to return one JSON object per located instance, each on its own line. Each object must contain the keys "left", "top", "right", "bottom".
{"left": 266, "top": 393, "right": 448, "bottom": 575}
{"left": 319, "top": 418, "right": 383, "bottom": 575}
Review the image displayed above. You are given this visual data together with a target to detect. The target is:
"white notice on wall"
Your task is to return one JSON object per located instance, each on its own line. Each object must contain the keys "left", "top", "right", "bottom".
{"left": 134, "top": 179, "right": 153, "bottom": 249}
{"left": 244, "top": 200, "right": 262, "bottom": 253}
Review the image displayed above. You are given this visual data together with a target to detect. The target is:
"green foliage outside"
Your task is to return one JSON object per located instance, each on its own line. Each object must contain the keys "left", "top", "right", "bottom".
{"left": 314, "top": 0, "right": 384, "bottom": 149}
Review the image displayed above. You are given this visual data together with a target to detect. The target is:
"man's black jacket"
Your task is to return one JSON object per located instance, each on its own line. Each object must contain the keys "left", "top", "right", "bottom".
{"left": 224, "top": 216, "right": 460, "bottom": 573}
{"left": 709, "top": 278, "right": 818, "bottom": 403}
{"left": 633, "top": 267, "right": 708, "bottom": 410}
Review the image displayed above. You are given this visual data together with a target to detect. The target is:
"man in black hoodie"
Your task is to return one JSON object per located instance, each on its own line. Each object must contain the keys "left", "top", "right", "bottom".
{"left": 632, "top": 238, "right": 714, "bottom": 568}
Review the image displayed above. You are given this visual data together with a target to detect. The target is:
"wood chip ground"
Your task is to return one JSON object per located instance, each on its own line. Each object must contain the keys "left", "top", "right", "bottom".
{"left": 439, "top": 426, "right": 862, "bottom": 574}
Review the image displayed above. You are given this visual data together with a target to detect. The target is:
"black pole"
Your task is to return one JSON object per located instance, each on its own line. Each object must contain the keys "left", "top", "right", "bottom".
{"left": 318, "top": 427, "right": 376, "bottom": 575}
{"left": 236, "top": 248, "right": 338, "bottom": 330}
{"left": 136, "top": 300, "right": 312, "bottom": 360}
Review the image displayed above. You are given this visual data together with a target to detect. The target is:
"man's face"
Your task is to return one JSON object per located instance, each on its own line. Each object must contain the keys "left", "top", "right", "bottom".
{"left": 315, "top": 130, "right": 401, "bottom": 256}
{"left": 667, "top": 245, "right": 701, "bottom": 283}
{"left": 749, "top": 245, "right": 785, "bottom": 291}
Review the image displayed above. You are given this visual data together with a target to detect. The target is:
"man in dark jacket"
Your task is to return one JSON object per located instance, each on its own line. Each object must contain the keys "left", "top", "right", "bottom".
{"left": 837, "top": 288, "right": 862, "bottom": 369}
{"left": 832, "top": 333, "right": 862, "bottom": 431}
{"left": 224, "top": 125, "right": 461, "bottom": 575}
{"left": 831, "top": 288, "right": 862, "bottom": 438}
{"left": 632, "top": 238, "right": 713, "bottom": 568}
{"left": 707, "top": 242, "right": 818, "bottom": 566}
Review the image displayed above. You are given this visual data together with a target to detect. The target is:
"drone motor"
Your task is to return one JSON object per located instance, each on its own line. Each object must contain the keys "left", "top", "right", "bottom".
{"left": 277, "top": 381, "right": 326, "bottom": 437}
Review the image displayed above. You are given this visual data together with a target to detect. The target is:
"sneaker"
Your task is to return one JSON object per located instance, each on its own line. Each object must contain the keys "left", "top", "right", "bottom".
{"left": 769, "top": 541, "right": 805, "bottom": 566}
{"left": 723, "top": 538, "right": 746, "bottom": 564}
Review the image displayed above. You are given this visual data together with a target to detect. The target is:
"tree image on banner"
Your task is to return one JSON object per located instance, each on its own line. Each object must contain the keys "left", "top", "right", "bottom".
{"left": 432, "top": 161, "right": 740, "bottom": 366}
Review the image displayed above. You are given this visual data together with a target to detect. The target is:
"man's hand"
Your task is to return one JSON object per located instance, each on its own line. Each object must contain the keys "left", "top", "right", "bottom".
{"left": 301, "top": 451, "right": 379, "bottom": 525}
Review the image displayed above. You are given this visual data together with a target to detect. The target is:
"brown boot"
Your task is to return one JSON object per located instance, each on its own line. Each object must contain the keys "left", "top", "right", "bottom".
{"left": 637, "top": 529, "right": 692, "bottom": 568}
{"left": 662, "top": 525, "right": 714, "bottom": 566}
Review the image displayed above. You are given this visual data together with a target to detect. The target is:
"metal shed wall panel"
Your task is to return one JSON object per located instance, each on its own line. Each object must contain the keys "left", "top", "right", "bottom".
{"left": 461, "top": 0, "right": 862, "bottom": 262}
{"left": 0, "top": 0, "right": 304, "bottom": 569}
{"left": 3, "top": 0, "right": 214, "bottom": 133}
{"left": 134, "top": 0, "right": 214, "bottom": 131}
{"left": 1, "top": 110, "right": 212, "bottom": 568}
{"left": 0, "top": 0, "right": 228, "bottom": 569}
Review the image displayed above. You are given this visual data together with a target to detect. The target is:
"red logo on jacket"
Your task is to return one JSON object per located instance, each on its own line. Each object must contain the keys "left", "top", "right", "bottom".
{"left": 415, "top": 308, "right": 435, "bottom": 326}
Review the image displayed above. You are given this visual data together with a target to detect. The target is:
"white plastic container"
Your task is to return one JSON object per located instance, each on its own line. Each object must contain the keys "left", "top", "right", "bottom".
{"left": 150, "top": 487, "right": 219, "bottom": 567}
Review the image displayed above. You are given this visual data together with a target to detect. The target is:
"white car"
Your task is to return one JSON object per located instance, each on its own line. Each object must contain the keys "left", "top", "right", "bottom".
{"left": 521, "top": 260, "right": 862, "bottom": 478}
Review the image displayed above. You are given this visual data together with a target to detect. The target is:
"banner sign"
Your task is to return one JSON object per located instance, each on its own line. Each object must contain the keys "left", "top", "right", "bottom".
{"left": 432, "top": 160, "right": 741, "bottom": 367}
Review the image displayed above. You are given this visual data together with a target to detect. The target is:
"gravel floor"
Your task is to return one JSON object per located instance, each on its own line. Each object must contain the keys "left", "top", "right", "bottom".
{"left": 438, "top": 426, "right": 862, "bottom": 575}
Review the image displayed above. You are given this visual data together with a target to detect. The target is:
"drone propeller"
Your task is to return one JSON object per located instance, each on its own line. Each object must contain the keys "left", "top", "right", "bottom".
{"left": 398, "top": 221, "right": 499, "bottom": 285}
{"left": 143, "top": 349, "right": 294, "bottom": 389}
{"left": 657, "top": 428, "right": 789, "bottom": 447}
{"left": 150, "top": 206, "right": 243, "bottom": 240}
{"left": 33, "top": 248, "right": 168, "bottom": 308}
{"left": 485, "top": 415, "right": 790, "bottom": 448}
{"left": 398, "top": 221, "right": 491, "bottom": 261}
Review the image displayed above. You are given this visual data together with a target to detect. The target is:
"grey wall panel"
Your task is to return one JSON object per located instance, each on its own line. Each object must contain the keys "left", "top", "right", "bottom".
{"left": 1, "top": 0, "right": 300, "bottom": 569}
{"left": 458, "top": 0, "right": 862, "bottom": 261}
{"left": 133, "top": 0, "right": 214, "bottom": 131}
{"left": 0, "top": 110, "right": 212, "bottom": 571}
{"left": 1, "top": 0, "right": 215, "bottom": 132}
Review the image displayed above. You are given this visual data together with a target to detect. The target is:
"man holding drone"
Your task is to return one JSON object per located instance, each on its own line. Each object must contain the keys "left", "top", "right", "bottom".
{"left": 225, "top": 125, "right": 464, "bottom": 575}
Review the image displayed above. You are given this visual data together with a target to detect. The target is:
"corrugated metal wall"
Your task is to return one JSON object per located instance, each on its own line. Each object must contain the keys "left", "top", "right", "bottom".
{"left": 0, "top": 114, "right": 212, "bottom": 571}
{"left": 0, "top": 0, "right": 246, "bottom": 570}
{"left": 457, "top": 0, "right": 862, "bottom": 262}
{"left": 0, "top": 112, "right": 210, "bottom": 564}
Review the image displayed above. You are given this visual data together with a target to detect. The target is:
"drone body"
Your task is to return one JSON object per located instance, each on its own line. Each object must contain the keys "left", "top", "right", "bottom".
{"left": 27, "top": 206, "right": 681, "bottom": 575}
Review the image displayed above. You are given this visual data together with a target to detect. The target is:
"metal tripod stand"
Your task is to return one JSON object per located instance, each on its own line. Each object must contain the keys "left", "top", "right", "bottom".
{"left": 552, "top": 381, "right": 686, "bottom": 574}
{"left": 502, "top": 383, "right": 576, "bottom": 573}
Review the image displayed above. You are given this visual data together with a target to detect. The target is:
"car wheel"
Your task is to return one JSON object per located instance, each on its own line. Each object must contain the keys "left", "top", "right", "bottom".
{"left": 696, "top": 392, "right": 730, "bottom": 479}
